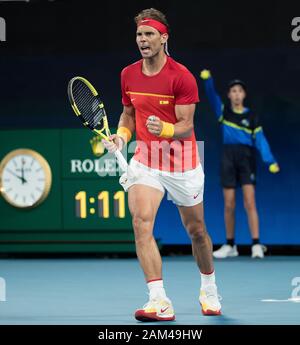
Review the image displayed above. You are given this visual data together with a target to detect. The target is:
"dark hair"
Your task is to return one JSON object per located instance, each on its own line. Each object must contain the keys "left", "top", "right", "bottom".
{"left": 228, "top": 79, "right": 246, "bottom": 92}
{"left": 134, "top": 8, "right": 169, "bottom": 32}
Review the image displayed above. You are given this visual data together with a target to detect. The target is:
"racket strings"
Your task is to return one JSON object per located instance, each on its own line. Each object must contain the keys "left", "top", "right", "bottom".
{"left": 73, "top": 82, "right": 98, "bottom": 115}
{"left": 74, "top": 84, "right": 95, "bottom": 109}
{"left": 72, "top": 81, "right": 104, "bottom": 129}
{"left": 73, "top": 83, "right": 95, "bottom": 121}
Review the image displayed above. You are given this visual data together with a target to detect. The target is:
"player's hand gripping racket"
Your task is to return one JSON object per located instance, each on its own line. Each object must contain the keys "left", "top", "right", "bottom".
{"left": 67, "top": 76, "right": 135, "bottom": 184}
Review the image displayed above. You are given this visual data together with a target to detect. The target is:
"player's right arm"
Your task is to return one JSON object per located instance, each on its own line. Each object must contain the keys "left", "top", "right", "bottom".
{"left": 115, "top": 105, "right": 135, "bottom": 147}
{"left": 200, "top": 69, "right": 223, "bottom": 121}
{"left": 103, "top": 67, "right": 135, "bottom": 153}
{"left": 118, "top": 105, "right": 135, "bottom": 135}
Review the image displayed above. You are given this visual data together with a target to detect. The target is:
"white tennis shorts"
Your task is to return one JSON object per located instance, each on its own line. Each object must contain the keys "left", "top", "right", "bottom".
{"left": 123, "top": 158, "right": 205, "bottom": 207}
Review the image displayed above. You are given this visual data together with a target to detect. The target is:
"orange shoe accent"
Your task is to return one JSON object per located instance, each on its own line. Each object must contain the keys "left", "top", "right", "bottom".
{"left": 201, "top": 307, "right": 222, "bottom": 316}
{"left": 200, "top": 302, "right": 222, "bottom": 316}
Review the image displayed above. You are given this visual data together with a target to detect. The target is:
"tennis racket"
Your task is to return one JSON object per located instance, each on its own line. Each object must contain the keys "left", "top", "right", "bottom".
{"left": 67, "top": 76, "right": 131, "bottom": 175}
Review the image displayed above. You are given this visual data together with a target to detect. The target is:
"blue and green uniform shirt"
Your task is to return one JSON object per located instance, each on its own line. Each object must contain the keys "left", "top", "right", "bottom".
{"left": 203, "top": 76, "right": 276, "bottom": 165}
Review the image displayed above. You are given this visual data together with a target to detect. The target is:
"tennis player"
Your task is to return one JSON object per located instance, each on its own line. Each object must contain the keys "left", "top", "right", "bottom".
{"left": 103, "top": 8, "right": 221, "bottom": 321}
{"left": 200, "top": 69, "right": 280, "bottom": 259}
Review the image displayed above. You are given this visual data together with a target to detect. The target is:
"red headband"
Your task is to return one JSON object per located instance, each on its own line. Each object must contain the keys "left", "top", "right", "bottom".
{"left": 137, "top": 17, "right": 168, "bottom": 34}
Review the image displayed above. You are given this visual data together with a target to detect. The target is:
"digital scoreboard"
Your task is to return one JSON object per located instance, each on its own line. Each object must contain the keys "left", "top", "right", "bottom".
{"left": 0, "top": 128, "right": 135, "bottom": 253}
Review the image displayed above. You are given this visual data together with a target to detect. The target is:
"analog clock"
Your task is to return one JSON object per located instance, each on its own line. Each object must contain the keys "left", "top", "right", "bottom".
{"left": 0, "top": 149, "right": 52, "bottom": 208}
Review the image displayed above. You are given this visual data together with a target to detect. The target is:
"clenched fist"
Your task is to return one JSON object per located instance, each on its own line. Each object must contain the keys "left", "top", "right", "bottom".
{"left": 146, "top": 115, "right": 163, "bottom": 137}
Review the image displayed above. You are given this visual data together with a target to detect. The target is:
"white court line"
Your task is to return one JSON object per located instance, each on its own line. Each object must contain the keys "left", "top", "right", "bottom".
{"left": 261, "top": 297, "right": 300, "bottom": 303}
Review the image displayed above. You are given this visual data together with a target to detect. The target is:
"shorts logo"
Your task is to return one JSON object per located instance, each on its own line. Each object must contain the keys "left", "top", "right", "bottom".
{"left": 193, "top": 192, "right": 200, "bottom": 199}
{"left": 250, "top": 173, "right": 255, "bottom": 181}
{"left": 121, "top": 177, "right": 128, "bottom": 185}
{"left": 159, "top": 100, "right": 169, "bottom": 105}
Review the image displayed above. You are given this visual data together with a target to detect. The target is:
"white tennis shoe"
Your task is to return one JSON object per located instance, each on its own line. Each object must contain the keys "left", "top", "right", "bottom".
{"left": 135, "top": 297, "right": 175, "bottom": 322}
{"left": 251, "top": 244, "right": 267, "bottom": 258}
{"left": 199, "top": 284, "right": 222, "bottom": 315}
{"left": 213, "top": 244, "right": 239, "bottom": 258}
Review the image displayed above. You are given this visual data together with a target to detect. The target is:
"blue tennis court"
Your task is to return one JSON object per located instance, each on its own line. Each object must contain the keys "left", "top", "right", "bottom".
{"left": 0, "top": 256, "right": 299, "bottom": 325}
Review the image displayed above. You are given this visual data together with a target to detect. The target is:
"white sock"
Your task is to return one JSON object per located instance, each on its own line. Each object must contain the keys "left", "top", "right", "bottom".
{"left": 200, "top": 271, "right": 216, "bottom": 289}
{"left": 147, "top": 279, "right": 167, "bottom": 300}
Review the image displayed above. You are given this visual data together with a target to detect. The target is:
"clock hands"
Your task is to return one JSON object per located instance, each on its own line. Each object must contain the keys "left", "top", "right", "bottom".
{"left": 6, "top": 168, "right": 27, "bottom": 184}
{"left": 0, "top": 150, "right": 51, "bottom": 209}
{"left": 21, "top": 158, "right": 26, "bottom": 185}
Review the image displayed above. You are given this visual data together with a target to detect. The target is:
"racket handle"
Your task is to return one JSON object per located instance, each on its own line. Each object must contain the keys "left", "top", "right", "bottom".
{"left": 114, "top": 149, "right": 129, "bottom": 172}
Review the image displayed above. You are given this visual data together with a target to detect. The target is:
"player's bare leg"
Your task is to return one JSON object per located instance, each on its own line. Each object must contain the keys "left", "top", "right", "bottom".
{"left": 128, "top": 184, "right": 164, "bottom": 280}
{"left": 178, "top": 202, "right": 213, "bottom": 273}
{"left": 178, "top": 202, "right": 221, "bottom": 315}
{"left": 128, "top": 184, "right": 175, "bottom": 321}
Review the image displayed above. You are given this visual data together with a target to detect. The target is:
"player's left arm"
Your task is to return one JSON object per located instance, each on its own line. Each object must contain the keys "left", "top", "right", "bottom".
{"left": 146, "top": 104, "right": 195, "bottom": 139}
{"left": 172, "top": 71, "right": 199, "bottom": 138}
{"left": 173, "top": 104, "right": 195, "bottom": 138}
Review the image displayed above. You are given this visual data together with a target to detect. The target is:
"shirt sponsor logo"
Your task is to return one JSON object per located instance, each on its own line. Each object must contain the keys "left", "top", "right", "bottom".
{"left": 159, "top": 100, "right": 169, "bottom": 105}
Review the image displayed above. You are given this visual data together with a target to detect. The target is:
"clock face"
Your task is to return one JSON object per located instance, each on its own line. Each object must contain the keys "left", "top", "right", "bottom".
{"left": 0, "top": 149, "right": 52, "bottom": 208}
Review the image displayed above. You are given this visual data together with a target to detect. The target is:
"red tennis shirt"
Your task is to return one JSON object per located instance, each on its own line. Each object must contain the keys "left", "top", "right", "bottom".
{"left": 121, "top": 56, "right": 200, "bottom": 172}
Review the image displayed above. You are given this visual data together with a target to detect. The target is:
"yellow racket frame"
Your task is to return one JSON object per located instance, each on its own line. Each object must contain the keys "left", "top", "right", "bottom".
{"left": 69, "top": 76, "right": 111, "bottom": 141}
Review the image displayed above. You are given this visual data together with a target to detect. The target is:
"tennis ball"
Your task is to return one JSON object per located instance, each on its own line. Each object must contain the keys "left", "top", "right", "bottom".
{"left": 200, "top": 69, "right": 211, "bottom": 80}
{"left": 269, "top": 163, "right": 280, "bottom": 173}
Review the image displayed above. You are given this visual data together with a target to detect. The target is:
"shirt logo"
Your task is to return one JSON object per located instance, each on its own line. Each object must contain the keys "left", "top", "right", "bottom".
{"left": 159, "top": 100, "right": 169, "bottom": 105}
{"left": 241, "top": 119, "right": 250, "bottom": 127}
